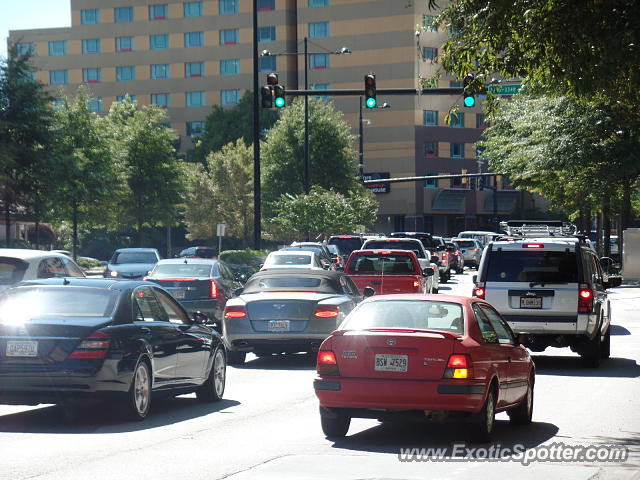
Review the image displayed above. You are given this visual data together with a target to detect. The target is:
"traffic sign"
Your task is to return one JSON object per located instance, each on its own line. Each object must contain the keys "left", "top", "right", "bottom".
{"left": 487, "top": 84, "right": 521, "bottom": 95}
{"left": 217, "top": 223, "right": 226, "bottom": 237}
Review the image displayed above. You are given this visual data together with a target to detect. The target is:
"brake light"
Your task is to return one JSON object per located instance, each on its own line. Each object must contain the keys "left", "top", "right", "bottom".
{"left": 224, "top": 306, "right": 247, "bottom": 319}
{"left": 578, "top": 283, "right": 594, "bottom": 313}
{"left": 444, "top": 354, "right": 472, "bottom": 379}
{"left": 317, "top": 350, "right": 339, "bottom": 376}
{"left": 210, "top": 279, "right": 219, "bottom": 299}
{"left": 469, "top": 248, "right": 478, "bottom": 252}
{"left": 442, "top": 251, "right": 449, "bottom": 261}
{"left": 524, "top": 244, "right": 544, "bottom": 249}
{"left": 413, "top": 280, "right": 420, "bottom": 288}
{"left": 453, "top": 251, "right": 460, "bottom": 256}
{"left": 69, "top": 331, "right": 111, "bottom": 359}
{"left": 473, "top": 282, "right": 486, "bottom": 299}
{"left": 314, "top": 305, "right": 340, "bottom": 318}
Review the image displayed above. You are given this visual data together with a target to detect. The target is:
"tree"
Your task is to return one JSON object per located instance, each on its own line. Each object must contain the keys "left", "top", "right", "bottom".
{"left": 103, "top": 98, "right": 185, "bottom": 246}
{"left": 261, "top": 97, "right": 361, "bottom": 213}
{"left": 0, "top": 46, "right": 54, "bottom": 246}
{"left": 183, "top": 139, "right": 253, "bottom": 247}
{"left": 189, "top": 90, "right": 279, "bottom": 163}
{"left": 271, "top": 186, "right": 378, "bottom": 242}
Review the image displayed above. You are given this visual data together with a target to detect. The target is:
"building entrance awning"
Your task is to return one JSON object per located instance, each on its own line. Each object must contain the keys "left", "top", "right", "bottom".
{"left": 482, "top": 190, "right": 519, "bottom": 213}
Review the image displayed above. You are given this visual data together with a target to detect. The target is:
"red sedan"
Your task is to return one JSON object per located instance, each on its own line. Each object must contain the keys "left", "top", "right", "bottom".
{"left": 314, "top": 294, "right": 535, "bottom": 441}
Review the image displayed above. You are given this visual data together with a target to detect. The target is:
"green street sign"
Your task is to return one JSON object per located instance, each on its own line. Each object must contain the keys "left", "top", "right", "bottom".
{"left": 487, "top": 84, "right": 521, "bottom": 95}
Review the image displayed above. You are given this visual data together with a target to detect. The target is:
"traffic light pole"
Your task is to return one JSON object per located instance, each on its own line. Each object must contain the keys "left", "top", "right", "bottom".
{"left": 304, "top": 37, "right": 309, "bottom": 195}
{"left": 252, "top": 0, "right": 261, "bottom": 249}
{"left": 358, "top": 96, "right": 364, "bottom": 177}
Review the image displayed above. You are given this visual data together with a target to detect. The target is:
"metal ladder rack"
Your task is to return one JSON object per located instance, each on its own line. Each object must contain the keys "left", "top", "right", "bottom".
{"left": 499, "top": 220, "right": 578, "bottom": 238}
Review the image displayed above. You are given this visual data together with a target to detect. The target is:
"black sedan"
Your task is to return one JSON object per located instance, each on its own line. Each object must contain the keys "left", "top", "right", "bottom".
{"left": 222, "top": 269, "right": 370, "bottom": 364}
{"left": 0, "top": 278, "right": 226, "bottom": 420}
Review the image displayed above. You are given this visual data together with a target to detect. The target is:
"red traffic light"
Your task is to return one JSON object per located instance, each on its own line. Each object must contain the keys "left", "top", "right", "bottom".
{"left": 266, "top": 72, "right": 278, "bottom": 86}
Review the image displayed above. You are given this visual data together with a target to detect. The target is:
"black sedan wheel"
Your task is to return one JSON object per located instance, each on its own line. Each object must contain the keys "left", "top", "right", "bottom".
{"left": 197, "top": 347, "right": 226, "bottom": 402}
{"left": 124, "top": 360, "right": 152, "bottom": 421}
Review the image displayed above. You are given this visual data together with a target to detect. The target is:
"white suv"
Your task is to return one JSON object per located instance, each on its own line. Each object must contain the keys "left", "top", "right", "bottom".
{"left": 472, "top": 221, "right": 616, "bottom": 368}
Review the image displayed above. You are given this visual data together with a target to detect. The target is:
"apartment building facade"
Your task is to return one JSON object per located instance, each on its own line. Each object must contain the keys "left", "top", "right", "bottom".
{"left": 8, "top": 0, "right": 533, "bottom": 236}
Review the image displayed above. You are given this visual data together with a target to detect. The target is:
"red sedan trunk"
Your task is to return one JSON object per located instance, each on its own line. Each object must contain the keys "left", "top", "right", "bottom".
{"left": 344, "top": 249, "right": 426, "bottom": 295}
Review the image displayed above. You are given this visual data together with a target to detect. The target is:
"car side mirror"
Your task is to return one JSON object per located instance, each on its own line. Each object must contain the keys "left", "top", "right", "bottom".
{"left": 233, "top": 287, "right": 244, "bottom": 296}
{"left": 423, "top": 267, "right": 434, "bottom": 276}
{"left": 363, "top": 286, "right": 375, "bottom": 297}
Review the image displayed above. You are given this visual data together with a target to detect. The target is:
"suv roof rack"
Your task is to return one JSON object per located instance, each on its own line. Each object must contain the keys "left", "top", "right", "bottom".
{"left": 499, "top": 220, "right": 578, "bottom": 238}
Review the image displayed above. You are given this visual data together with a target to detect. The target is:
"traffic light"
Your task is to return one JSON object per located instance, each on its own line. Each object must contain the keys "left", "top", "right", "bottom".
{"left": 273, "top": 84, "right": 286, "bottom": 108}
{"left": 364, "top": 74, "right": 377, "bottom": 108}
{"left": 260, "top": 85, "right": 273, "bottom": 108}
{"left": 463, "top": 74, "right": 476, "bottom": 108}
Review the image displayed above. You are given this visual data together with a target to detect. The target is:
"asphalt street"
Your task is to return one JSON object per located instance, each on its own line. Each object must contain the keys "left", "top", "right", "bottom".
{"left": 1, "top": 270, "right": 638, "bottom": 480}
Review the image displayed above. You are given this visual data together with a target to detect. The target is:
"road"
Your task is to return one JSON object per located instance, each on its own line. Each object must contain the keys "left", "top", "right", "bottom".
{"left": 1, "top": 271, "right": 638, "bottom": 480}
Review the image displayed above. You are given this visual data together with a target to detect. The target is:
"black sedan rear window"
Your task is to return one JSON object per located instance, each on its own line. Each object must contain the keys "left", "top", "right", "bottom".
{"left": 151, "top": 263, "right": 214, "bottom": 278}
{"left": 0, "top": 287, "right": 118, "bottom": 318}
{"left": 486, "top": 250, "right": 578, "bottom": 283}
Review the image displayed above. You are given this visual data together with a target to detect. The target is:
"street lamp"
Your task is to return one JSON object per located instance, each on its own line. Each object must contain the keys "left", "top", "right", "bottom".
{"left": 260, "top": 40, "right": 351, "bottom": 194}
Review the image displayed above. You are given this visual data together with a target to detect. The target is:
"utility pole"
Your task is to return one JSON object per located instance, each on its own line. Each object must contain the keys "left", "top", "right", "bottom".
{"left": 252, "top": 0, "right": 261, "bottom": 249}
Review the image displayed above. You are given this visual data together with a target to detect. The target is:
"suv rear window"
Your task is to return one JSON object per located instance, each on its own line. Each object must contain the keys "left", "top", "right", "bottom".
{"left": 348, "top": 253, "right": 417, "bottom": 274}
{"left": 390, "top": 233, "right": 437, "bottom": 249}
{"left": 486, "top": 250, "right": 578, "bottom": 283}
{"left": 328, "top": 237, "right": 363, "bottom": 256}
{"left": 363, "top": 241, "right": 425, "bottom": 258}
{"left": 454, "top": 240, "right": 478, "bottom": 248}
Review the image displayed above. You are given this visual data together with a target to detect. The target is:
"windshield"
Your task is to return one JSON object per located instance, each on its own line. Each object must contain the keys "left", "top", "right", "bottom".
{"left": 389, "top": 233, "right": 437, "bottom": 249}
{"left": 328, "top": 237, "right": 363, "bottom": 255}
{"left": 280, "top": 246, "right": 322, "bottom": 255}
{"left": 454, "top": 240, "right": 479, "bottom": 248}
{"left": 151, "top": 263, "right": 214, "bottom": 278}
{"left": 265, "top": 254, "right": 313, "bottom": 266}
{"left": 486, "top": 250, "right": 579, "bottom": 283}
{"left": 112, "top": 252, "right": 158, "bottom": 264}
{"left": 363, "top": 240, "right": 425, "bottom": 258}
{"left": 342, "top": 300, "right": 463, "bottom": 334}
{"left": 0, "top": 287, "right": 118, "bottom": 320}
{"left": 348, "top": 253, "right": 417, "bottom": 274}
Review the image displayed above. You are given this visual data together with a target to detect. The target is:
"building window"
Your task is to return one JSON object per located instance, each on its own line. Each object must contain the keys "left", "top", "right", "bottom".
{"left": 151, "top": 64, "right": 170, "bottom": 79}
{"left": 149, "top": 4, "right": 168, "bottom": 20}
{"left": 310, "top": 83, "right": 330, "bottom": 100}
{"left": 450, "top": 112, "right": 464, "bottom": 128}
{"left": 219, "top": 0, "right": 238, "bottom": 15}
{"left": 150, "top": 34, "right": 169, "bottom": 50}
{"left": 422, "top": 47, "right": 437, "bottom": 62}
{"left": 310, "top": 53, "right": 329, "bottom": 69}
{"left": 88, "top": 97, "right": 103, "bottom": 113}
{"left": 220, "top": 29, "right": 239, "bottom": 45}
{"left": 49, "top": 70, "right": 68, "bottom": 85}
{"left": 116, "top": 66, "right": 136, "bottom": 82}
{"left": 186, "top": 91, "right": 205, "bottom": 107}
{"left": 309, "top": 0, "right": 328, "bottom": 6}
{"left": 82, "top": 39, "right": 101, "bottom": 54}
{"left": 309, "top": 22, "right": 329, "bottom": 38}
{"left": 258, "top": 26, "right": 275, "bottom": 42}
{"left": 116, "top": 36, "right": 134, "bottom": 52}
{"left": 423, "top": 142, "right": 437, "bottom": 157}
{"left": 476, "top": 113, "right": 487, "bottom": 129}
{"left": 116, "top": 95, "right": 136, "bottom": 102}
{"left": 424, "top": 172, "right": 438, "bottom": 188}
{"left": 258, "top": 0, "right": 274, "bottom": 10}
{"left": 184, "top": 1, "right": 203, "bottom": 17}
{"left": 151, "top": 93, "right": 170, "bottom": 108}
{"left": 221, "top": 89, "right": 240, "bottom": 106}
{"left": 48, "top": 41, "right": 67, "bottom": 56}
{"left": 423, "top": 15, "right": 437, "bottom": 32}
{"left": 450, "top": 143, "right": 464, "bottom": 158}
{"left": 423, "top": 110, "right": 437, "bottom": 126}
{"left": 82, "top": 68, "right": 101, "bottom": 83}
{"left": 184, "top": 32, "right": 204, "bottom": 48}
{"left": 258, "top": 56, "right": 276, "bottom": 72}
{"left": 185, "top": 62, "right": 204, "bottom": 77}
{"left": 220, "top": 59, "right": 240, "bottom": 75}
{"left": 115, "top": 7, "right": 134, "bottom": 23}
{"left": 450, "top": 80, "right": 462, "bottom": 88}
{"left": 187, "top": 121, "right": 205, "bottom": 136}
{"left": 16, "top": 43, "right": 35, "bottom": 56}
{"left": 81, "top": 9, "right": 99, "bottom": 24}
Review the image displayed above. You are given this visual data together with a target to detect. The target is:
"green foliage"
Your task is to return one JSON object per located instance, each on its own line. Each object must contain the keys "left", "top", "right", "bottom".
{"left": 189, "top": 90, "right": 279, "bottom": 163}
{"left": 183, "top": 139, "right": 254, "bottom": 246}
{"left": 261, "top": 97, "right": 361, "bottom": 213}
{"left": 220, "top": 248, "right": 268, "bottom": 278}
{"left": 270, "top": 186, "right": 378, "bottom": 241}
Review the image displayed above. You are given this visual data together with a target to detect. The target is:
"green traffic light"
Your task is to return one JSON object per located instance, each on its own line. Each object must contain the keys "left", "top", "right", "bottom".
{"left": 464, "top": 96, "right": 476, "bottom": 108}
{"left": 274, "top": 97, "right": 285, "bottom": 108}
{"left": 366, "top": 97, "right": 377, "bottom": 108}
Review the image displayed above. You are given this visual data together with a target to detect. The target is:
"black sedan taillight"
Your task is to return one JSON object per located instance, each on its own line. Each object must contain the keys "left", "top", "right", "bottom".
{"left": 68, "top": 331, "right": 111, "bottom": 359}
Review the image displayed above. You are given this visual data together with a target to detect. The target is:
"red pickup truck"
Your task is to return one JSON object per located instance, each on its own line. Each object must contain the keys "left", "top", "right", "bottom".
{"left": 344, "top": 249, "right": 435, "bottom": 295}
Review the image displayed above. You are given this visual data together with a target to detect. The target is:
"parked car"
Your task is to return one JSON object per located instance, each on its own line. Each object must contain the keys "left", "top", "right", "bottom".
{"left": 0, "top": 249, "right": 85, "bottom": 293}
{"left": 280, "top": 242, "right": 336, "bottom": 269}
{"left": 104, "top": 248, "right": 161, "bottom": 280}
{"left": 0, "top": 278, "right": 226, "bottom": 419}
{"left": 178, "top": 246, "right": 217, "bottom": 259}
{"left": 222, "top": 269, "right": 367, "bottom": 365}
{"left": 314, "top": 294, "right": 535, "bottom": 440}
{"left": 344, "top": 249, "right": 436, "bottom": 294}
{"left": 145, "top": 258, "right": 243, "bottom": 327}
{"left": 451, "top": 238, "right": 483, "bottom": 269}
{"left": 261, "top": 250, "right": 324, "bottom": 271}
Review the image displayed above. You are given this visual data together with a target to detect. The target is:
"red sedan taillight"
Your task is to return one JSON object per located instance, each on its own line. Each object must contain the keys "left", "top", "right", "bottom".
{"left": 224, "top": 306, "right": 247, "bottom": 319}
{"left": 317, "top": 350, "right": 339, "bottom": 376}
{"left": 210, "top": 279, "right": 219, "bottom": 299}
{"left": 314, "top": 305, "right": 340, "bottom": 318}
{"left": 443, "top": 354, "right": 473, "bottom": 379}
{"left": 578, "top": 283, "right": 594, "bottom": 313}
{"left": 69, "top": 331, "right": 111, "bottom": 359}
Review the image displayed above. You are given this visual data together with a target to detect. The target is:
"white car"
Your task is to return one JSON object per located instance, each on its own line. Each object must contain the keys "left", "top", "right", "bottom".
{"left": 260, "top": 250, "right": 324, "bottom": 271}
{"left": 0, "top": 249, "right": 86, "bottom": 292}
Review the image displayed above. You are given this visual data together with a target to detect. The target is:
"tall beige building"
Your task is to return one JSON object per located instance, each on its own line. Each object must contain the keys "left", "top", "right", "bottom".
{"left": 9, "top": 0, "right": 533, "bottom": 235}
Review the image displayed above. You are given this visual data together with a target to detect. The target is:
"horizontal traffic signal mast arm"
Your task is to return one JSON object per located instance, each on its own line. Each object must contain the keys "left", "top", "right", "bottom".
{"left": 363, "top": 173, "right": 497, "bottom": 185}
{"left": 283, "top": 87, "right": 464, "bottom": 96}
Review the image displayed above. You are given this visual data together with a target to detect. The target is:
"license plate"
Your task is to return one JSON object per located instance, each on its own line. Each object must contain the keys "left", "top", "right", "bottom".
{"left": 374, "top": 354, "right": 408, "bottom": 372}
{"left": 268, "top": 320, "right": 290, "bottom": 332}
{"left": 171, "top": 289, "right": 186, "bottom": 299}
{"left": 6, "top": 341, "right": 38, "bottom": 357}
{"left": 520, "top": 296, "right": 542, "bottom": 309}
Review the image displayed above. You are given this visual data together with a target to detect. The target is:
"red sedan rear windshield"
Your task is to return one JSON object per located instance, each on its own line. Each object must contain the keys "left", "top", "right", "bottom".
{"left": 348, "top": 254, "right": 417, "bottom": 274}
{"left": 343, "top": 300, "right": 464, "bottom": 334}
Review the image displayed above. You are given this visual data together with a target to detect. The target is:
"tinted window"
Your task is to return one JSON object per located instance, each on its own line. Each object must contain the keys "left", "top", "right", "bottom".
{"left": 38, "top": 258, "right": 67, "bottom": 278}
{"left": 112, "top": 252, "right": 158, "bottom": 264}
{"left": 486, "top": 250, "right": 578, "bottom": 283}
{"left": 454, "top": 240, "right": 478, "bottom": 248}
{"left": 280, "top": 246, "right": 322, "bottom": 255}
{"left": 479, "top": 305, "right": 515, "bottom": 344}
{"left": 390, "top": 233, "right": 437, "bottom": 249}
{"left": 255, "top": 277, "right": 320, "bottom": 288}
{"left": 0, "top": 258, "right": 27, "bottom": 285}
{"left": 151, "top": 263, "right": 213, "bottom": 278}
{"left": 348, "top": 254, "right": 417, "bottom": 274}
{"left": 364, "top": 240, "right": 425, "bottom": 258}
{"left": 134, "top": 287, "right": 168, "bottom": 322}
{"left": 328, "top": 237, "right": 363, "bottom": 256}
{"left": 266, "top": 254, "right": 313, "bottom": 266}
{"left": 154, "top": 290, "right": 189, "bottom": 324}
{"left": 472, "top": 304, "right": 499, "bottom": 344}
{"left": 63, "top": 258, "right": 86, "bottom": 278}
{"left": 0, "top": 287, "right": 118, "bottom": 317}
{"left": 243, "top": 275, "right": 340, "bottom": 293}
{"left": 343, "top": 301, "right": 463, "bottom": 334}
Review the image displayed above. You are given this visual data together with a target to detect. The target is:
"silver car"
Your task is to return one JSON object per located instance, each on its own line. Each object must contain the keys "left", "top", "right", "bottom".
{"left": 451, "top": 238, "right": 483, "bottom": 269}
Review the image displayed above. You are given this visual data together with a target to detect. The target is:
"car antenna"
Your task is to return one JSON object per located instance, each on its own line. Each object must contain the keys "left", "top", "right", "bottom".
{"left": 183, "top": 258, "right": 188, "bottom": 264}
{"left": 63, "top": 277, "right": 70, "bottom": 285}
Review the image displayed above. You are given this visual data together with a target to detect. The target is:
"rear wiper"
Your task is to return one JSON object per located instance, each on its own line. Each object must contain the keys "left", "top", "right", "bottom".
{"left": 529, "top": 282, "right": 546, "bottom": 288}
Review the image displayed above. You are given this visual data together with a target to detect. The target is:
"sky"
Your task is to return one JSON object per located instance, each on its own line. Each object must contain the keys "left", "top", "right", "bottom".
{"left": 1, "top": 0, "right": 71, "bottom": 59}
